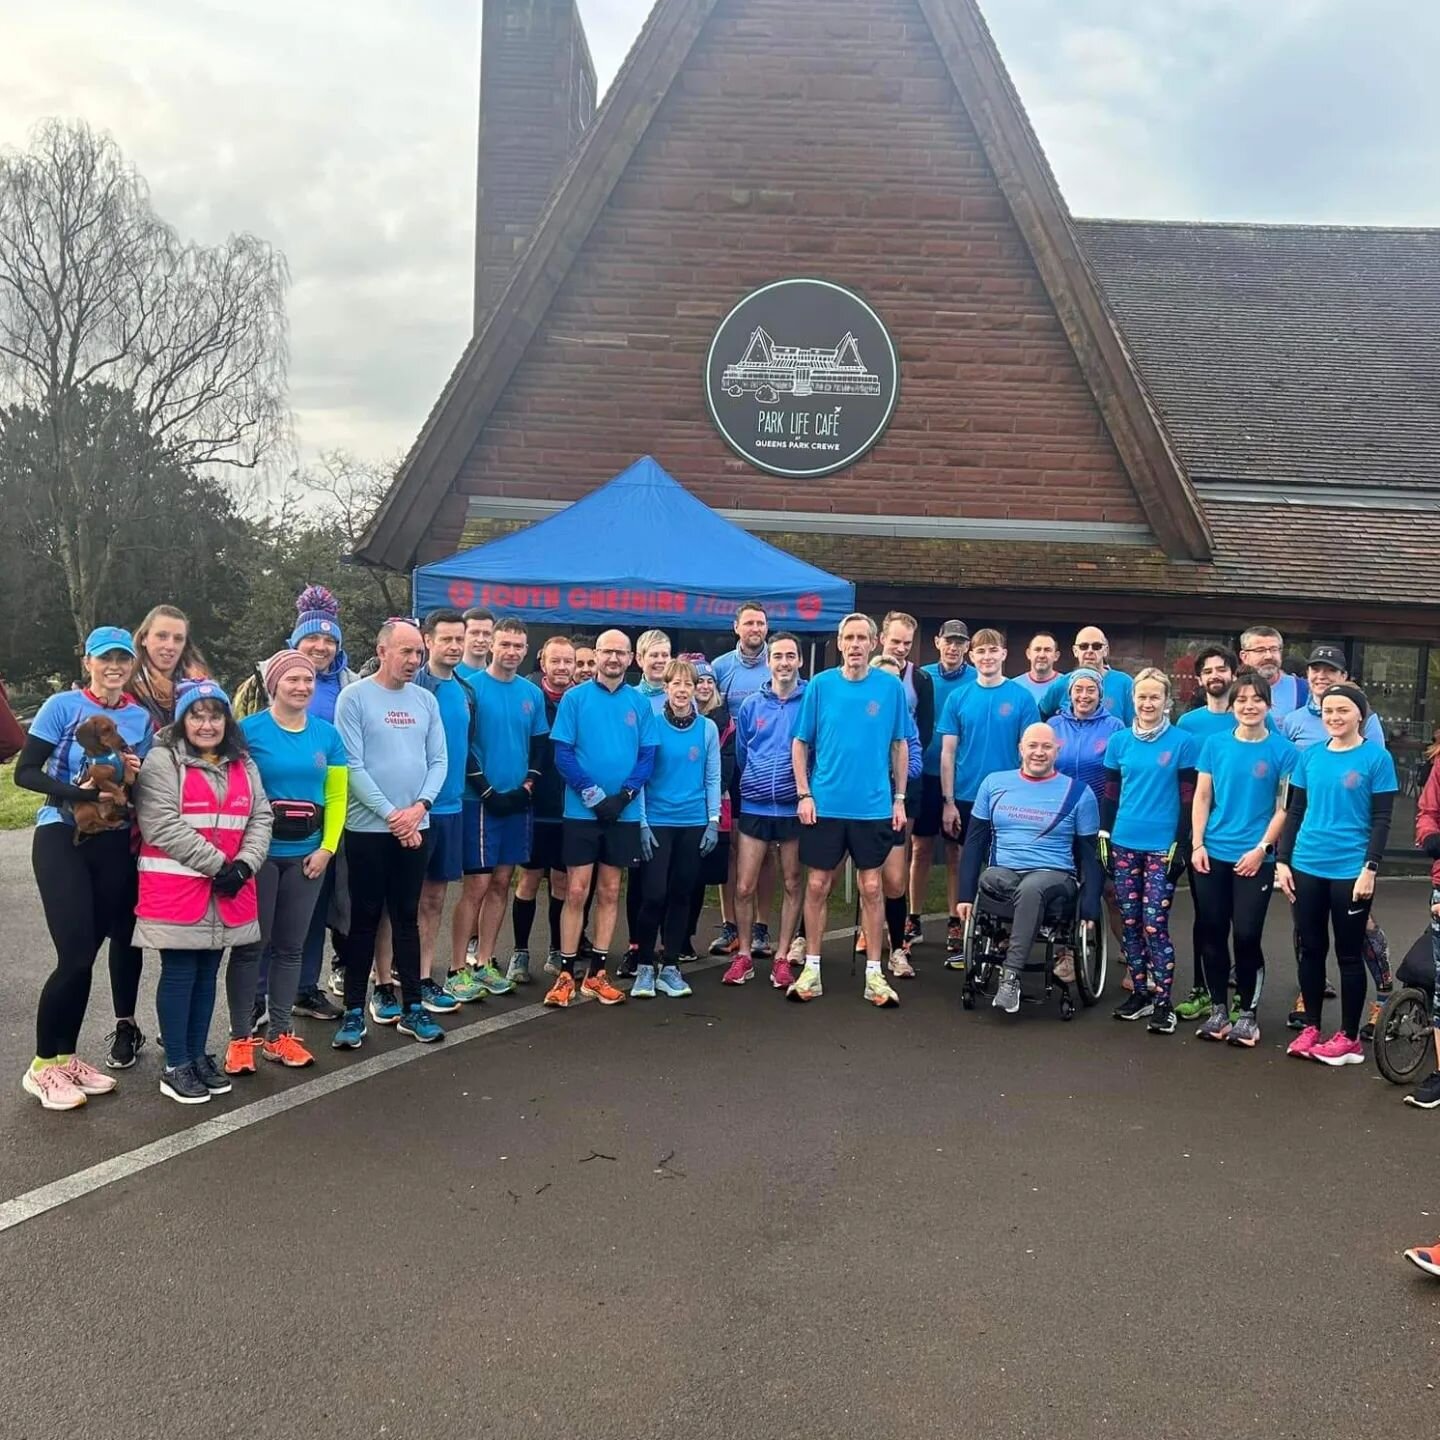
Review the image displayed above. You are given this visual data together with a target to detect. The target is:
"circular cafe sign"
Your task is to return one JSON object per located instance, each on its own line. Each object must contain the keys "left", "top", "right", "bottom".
{"left": 705, "top": 278, "right": 899, "bottom": 479}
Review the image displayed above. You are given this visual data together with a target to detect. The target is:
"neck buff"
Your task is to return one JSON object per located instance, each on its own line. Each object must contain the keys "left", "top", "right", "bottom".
{"left": 1131, "top": 713, "right": 1172, "bottom": 743}
{"left": 666, "top": 704, "right": 696, "bottom": 728}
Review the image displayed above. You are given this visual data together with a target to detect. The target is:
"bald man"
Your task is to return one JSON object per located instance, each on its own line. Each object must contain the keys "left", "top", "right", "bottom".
{"left": 333, "top": 620, "right": 451, "bottom": 1047}
{"left": 956, "top": 723, "right": 1104, "bottom": 1013}
{"left": 1039, "top": 627, "right": 1135, "bottom": 725}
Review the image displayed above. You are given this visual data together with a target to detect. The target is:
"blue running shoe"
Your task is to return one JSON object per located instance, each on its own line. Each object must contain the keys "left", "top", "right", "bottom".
{"left": 397, "top": 1005, "right": 445, "bottom": 1043}
{"left": 332, "top": 1008, "right": 367, "bottom": 1049}
{"left": 656, "top": 965, "right": 692, "bottom": 998}
{"left": 368, "top": 983, "right": 402, "bottom": 1026}
{"left": 474, "top": 960, "right": 516, "bottom": 996}
{"left": 630, "top": 964, "right": 657, "bottom": 998}
{"left": 420, "top": 978, "right": 460, "bottom": 1014}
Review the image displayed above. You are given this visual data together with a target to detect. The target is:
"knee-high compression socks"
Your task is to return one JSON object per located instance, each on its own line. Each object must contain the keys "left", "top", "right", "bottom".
{"left": 512, "top": 894, "right": 537, "bottom": 951}
{"left": 885, "top": 895, "right": 907, "bottom": 952}
{"left": 547, "top": 893, "right": 564, "bottom": 950}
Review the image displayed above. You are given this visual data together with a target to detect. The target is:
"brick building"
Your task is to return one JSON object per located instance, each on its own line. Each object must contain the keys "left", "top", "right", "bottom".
{"left": 358, "top": 0, "right": 1440, "bottom": 790}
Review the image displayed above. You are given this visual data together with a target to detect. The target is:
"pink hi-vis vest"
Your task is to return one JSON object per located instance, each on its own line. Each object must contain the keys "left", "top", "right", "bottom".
{"left": 137, "top": 758, "right": 258, "bottom": 927}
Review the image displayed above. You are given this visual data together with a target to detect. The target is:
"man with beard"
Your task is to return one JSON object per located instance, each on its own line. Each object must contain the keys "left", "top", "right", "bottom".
{"left": 1237, "top": 626, "right": 1307, "bottom": 719}
{"left": 1178, "top": 646, "right": 1239, "bottom": 742}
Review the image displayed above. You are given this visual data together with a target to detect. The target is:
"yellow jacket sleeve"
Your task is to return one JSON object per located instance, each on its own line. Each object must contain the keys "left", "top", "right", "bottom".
{"left": 321, "top": 765, "right": 348, "bottom": 853}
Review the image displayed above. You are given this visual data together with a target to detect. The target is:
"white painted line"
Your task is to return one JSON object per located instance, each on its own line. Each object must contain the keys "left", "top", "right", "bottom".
{"left": 0, "top": 913, "right": 947, "bottom": 1235}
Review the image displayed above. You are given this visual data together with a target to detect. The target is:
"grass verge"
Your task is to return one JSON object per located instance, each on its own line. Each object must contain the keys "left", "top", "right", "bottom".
{"left": 0, "top": 768, "right": 36, "bottom": 831}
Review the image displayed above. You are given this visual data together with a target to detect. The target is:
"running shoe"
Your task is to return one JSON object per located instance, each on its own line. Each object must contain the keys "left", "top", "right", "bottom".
{"left": 1286, "top": 994, "right": 1308, "bottom": 1031}
{"left": 786, "top": 962, "right": 823, "bottom": 1002}
{"left": 443, "top": 967, "right": 486, "bottom": 1004}
{"left": 368, "top": 983, "right": 402, "bottom": 1025}
{"left": 475, "top": 961, "right": 516, "bottom": 996}
{"left": 195, "top": 1054, "right": 232, "bottom": 1094}
{"left": 657, "top": 965, "right": 692, "bottom": 998}
{"left": 864, "top": 970, "right": 900, "bottom": 1008}
{"left": 293, "top": 987, "right": 343, "bottom": 1022}
{"left": 160, "top": 1063, "right": 212, "bottom": 1105}
{"left": 398, "top": 1005, "right": 445, "bottom": 1043}
{"left": 1310, "top": 1033, "right": 1365, "bottom": 1067}
{"left": 903, "top": 914, "right": 923, "bottom": 946}
{"left": 751, "top": 924, "right": 773, "bottom": 959}
{"left": 630, "top": 964, "right": 657, "bottom": 999}
{"left": 421, "top": 978, "right": 461, "bottom": 1014}
{"left": 1404, "top": 1241, "right": 1440, "bottom": 1278}
{"left": 23, "top": 1063, "right": 87, "bottom": 1110}
{"left": 888, "top": 946, "right": 916, "bottom": 979}
{"left": 992, "top": 969, "right": 1021, "bottom": 1014}
{"left": 1174, "top": 986, "right": 1211, "bottom": 1022}
{"left": 946, "top": 916, "right": 963, "bottom": 949}
{"left": 1227, "top": 1011, "right": 1261, "bottom": 1049}
{"left": 1404, "top": 1071, "right": 1440, "bottom": 1109}
{"left": 332, "top": 1008, "right": 367, "bottom": 1049}
{"left": 105, "top": 1019, "right": 145, "bottom": 1070}
{"left": 943, "top": 952, "right": 966, "bottom": 972}
{"left": 544, "top": 972, "right": 576, "bottom": 1008}
{"left": 1114, "top": 993, "right": 1155, "bottom": 1022}
{"left": 1324, "top": 980, "right": 1337, "bottom": 999}
{"left": 262, "top": 1033, "right": 315, "bottom": 1068}
{"left": 327, "top": 964, "right": 346, "bottom": 998}
{"left": 543, "top": 949, "right": 563, "bottom": 977}
{"left": 466, "top": 937, "right": 479, "bottom": 963}
{"left": 1286, "top": 1024, "right": 1322, "bottom": 1059}
{"left": 1196, "top": 1005, "right": 1231, "bottom": 1042}
{"left": 771, "top": 958, "right": 797, "bottom": 990}
{"left": 1360, "top": 1000, "right": 1382, "bottom": 1043}
{"left": 721, "top": 955, "right": 756, "bottom": 985}
{"left": 223, "top": 1037, "right": 260, "bottom": 1075}
{"left": 618, "top": 944, "right": 640, "bottom": 980}
{"left": 506, "top": 950, "right": 533, "bottom": 986}
{"left": 581, "top": 970, "right": 627, "bottom": 1005}
{"left": 249, "top": 1000, "right": 268, "bottom": 1038}
{"left": 57, "top": 1057, "right": 116, "bottom": 1095}
{"left": 675, "top": 947, "right": 699, "bottom": 964}
{"left": 786, "top": 935, "right": 805, "bottom": 964}
{"left": 1147, "top": 1001, "right": 1177, "bottom": 1035}
{"left": 709, "top": 923, "right": 740, "bottom": 956}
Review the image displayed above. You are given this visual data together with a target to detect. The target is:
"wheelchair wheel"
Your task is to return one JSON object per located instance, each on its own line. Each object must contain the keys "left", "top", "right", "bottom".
{"left": 1075, "top": 920, "right": 1106, "bottom": 1006}
{"left": 1374, "top": 987, "right": 1435, "bottom": 1086}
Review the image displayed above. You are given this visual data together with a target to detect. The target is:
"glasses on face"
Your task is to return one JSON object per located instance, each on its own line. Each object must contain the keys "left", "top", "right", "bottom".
{"left": 1076, "top": 642, "right": 1105, "bottom": 651}
{"left": 387, "top": 616, "right": 420, "bottom": 629}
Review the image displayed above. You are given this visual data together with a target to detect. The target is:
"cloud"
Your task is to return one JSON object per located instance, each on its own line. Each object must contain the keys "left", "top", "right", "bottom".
{"left": 1, "top": 0, "right": 1435, "bottom": 478}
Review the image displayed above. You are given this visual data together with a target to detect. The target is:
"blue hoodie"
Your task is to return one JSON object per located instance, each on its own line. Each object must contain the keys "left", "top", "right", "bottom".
{"left": 734, "top": 678, "right": 807, "bottom": 817}
{"left": 1051, "top": 703, "right": 1125, "bottom": 802}
{"left": 310, "top": 646, "right": 355, "bottom": 726}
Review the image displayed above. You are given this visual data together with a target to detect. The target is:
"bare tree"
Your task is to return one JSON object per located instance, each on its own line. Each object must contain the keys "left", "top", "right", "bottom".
{"left": 0, "top": 119, "right": 289, "bottom": 640}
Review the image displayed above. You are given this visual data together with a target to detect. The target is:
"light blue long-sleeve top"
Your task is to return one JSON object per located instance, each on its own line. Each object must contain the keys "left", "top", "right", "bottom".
{"left": 334, "top": 678, "right": 447, "bottom": 832}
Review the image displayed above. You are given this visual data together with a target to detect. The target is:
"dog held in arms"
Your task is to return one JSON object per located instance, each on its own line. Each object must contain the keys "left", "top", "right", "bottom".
{"left": 70, "top": 715, "right": 136, "bottom": 840}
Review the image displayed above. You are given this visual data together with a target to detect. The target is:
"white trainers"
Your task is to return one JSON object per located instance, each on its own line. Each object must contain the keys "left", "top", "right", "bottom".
{"left": 864, "top": 971, "right": 900, "bottom": 1008}
{"left": 888, "top": 945, "right": 916, "bottom": 979}
{"left": 22, "top": 1063, "right": 87, "bottom": 1110}
{"left": 786, "top": 962, "right": 824, "bottom": 1002}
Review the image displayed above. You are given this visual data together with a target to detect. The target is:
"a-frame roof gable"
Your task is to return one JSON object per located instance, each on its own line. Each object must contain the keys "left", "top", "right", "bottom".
{"left": 357, "top": 0, "right": 1212, "bottom": 569}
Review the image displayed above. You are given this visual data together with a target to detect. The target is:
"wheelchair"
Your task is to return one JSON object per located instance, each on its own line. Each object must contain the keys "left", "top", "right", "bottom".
{"left": 958, "top": 870, "right": 1107, "bottom": 1020}
{"left": 1374, "top": 931, "right": 1438, "bottom": 1087}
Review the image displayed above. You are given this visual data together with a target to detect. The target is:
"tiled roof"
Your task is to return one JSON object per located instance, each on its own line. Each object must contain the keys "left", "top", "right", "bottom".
{"left": 1075, "top": 219, "right": 1440, "bottom": 490}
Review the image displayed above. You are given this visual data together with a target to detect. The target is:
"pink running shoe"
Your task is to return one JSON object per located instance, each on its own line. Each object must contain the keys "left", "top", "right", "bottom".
{"left": 1286, "top": 1025, "right": 1323, "bottom": 1059}
{"left": 771, "top": 958, "right": 797, "bottom": 990}
{"left": 1311, "top": 1032, "right": 1366, "bottom": 1067}
{"left": 59, "top": 1056, "right": 118, "bottom": 1095}
{"left": 722, "top": 955, "right": 755, "bottom": 986}
{"left": 21, "top": 1064, "right": 87, "bottom": 1110}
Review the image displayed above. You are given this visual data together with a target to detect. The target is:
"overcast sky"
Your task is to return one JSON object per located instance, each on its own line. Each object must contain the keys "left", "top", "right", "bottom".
{"left": 3, "top": 0, "right": 1435, "bottom": 471}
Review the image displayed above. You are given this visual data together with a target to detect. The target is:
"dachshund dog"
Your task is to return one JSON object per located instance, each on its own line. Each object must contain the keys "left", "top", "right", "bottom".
{"left": 70, "top": 715, "right": 136, "bottom": 841}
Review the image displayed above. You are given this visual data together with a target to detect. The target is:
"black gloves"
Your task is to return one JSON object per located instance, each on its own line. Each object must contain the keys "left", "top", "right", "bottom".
{"left": 483, "top": 787, "right": 533, "bottom": 817}
{"left": 1423, "top": 834, "right": 1440, "bottom": 861}
{"left": 593, "top": 789, "right": 634, "bottom": 824}
{"left": 213, "top": 860, "right": 253, "bottom": 897}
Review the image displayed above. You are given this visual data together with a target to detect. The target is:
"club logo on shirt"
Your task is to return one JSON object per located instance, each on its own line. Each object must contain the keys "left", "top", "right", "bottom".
{"left": 755, "top": 716, "right": 768, "bottom": 730}
{"left": 1252, "top": 760, "right": 1270, "bottom": 779}
{"left": 521, "top": 700, "right": 534, "bottom": 715}
{"left": 313, "top": 750, "right": 328, "bottom": 769}
{"left": 624, "top": 710, "right": 638, "bottom": 727}
{"left": 1344, "top": 769, "right": 1362, "bottom": 789}
{"left": 688, "top": 746, "right": 700, "bottom": 762}
{"left": 385, "top": 711, "right": 417, "bottom": 728}
{"left": 998, "top": 702, "right": 1013, "bottom": 717}
{"left": 866, "top": 700, "right": 880, "bottom": 717}
{"left": 1158, "top": 749, "right": 1173, "bottom": 767}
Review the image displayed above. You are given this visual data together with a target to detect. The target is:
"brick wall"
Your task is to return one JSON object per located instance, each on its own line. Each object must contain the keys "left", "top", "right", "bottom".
{"left": 455, "top": 0, "right": 1148, "bottom": 529}
{"left": 475, "top": 0, "right": 596, "bottom": 326}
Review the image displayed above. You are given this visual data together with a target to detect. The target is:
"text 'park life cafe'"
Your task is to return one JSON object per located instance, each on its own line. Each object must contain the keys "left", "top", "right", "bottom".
{"left": 357, "top": 0, "right": 1440, "bottom": 766}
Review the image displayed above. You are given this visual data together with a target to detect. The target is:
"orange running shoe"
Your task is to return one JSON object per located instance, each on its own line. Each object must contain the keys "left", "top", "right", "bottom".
{"left": 544, "top": 971, "right": 576, "bottom": 1008}
{"left": 223, "top": 1037, "right": 260, "bottom": 1075}
{"left": 581, "top": 969, "right": 627, "bottom": 1005}
{"left": 262, "top": 1033, "right": 315, "bottom": 1068}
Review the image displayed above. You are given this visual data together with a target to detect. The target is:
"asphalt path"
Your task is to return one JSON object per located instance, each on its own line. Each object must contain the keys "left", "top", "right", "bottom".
{"left": 1, "top": 825, "right": 1437, "bottom": 1439}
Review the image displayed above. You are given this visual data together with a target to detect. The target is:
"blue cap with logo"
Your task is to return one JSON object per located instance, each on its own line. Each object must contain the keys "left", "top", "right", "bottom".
{"left": 173, "top": 679, "right": 232, "bottom": 726}
{"left": 84, "top": 626, "right": 137, "bottom": 658}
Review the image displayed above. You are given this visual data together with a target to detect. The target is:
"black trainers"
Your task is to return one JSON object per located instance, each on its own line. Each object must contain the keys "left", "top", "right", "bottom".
{"left": 1114, "top": 993, "right": 1155, "bottom": 1022}
{"left": 293, "top": 987, "right": 343, "bottom": 1021}
{"left": 194, "top": 1053, "right": 233, "bottom": 1094}
{"left": 105, "top": 1019, "right": 145, "bottom": 1070}
{"left": 1404, "top": 1071, "right": 1440, "bottom": 1110}
{"left": 249, "top": 1000, "right": 268, "bottom": 1037}
{"left": 160, "top": 1063, "right": 211, "bottom": 1105}
{"left": 617, "top": 945, "right": 640, "bottom": 980}
{"left": 1146, "top": 1001, "right": 1177, "bottom": 1034}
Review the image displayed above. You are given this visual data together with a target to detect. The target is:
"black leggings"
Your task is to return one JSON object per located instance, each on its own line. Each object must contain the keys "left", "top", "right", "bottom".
{"left": 343, "top": 830, "right": 429, "bottom": 1012}
{"left": 634, "top": 826, "right": 705, "bottom": 966}
{"left": 1293, "top": 868, "right": 1371, "bottom": 1039}
{"left": 32, "top": 825, "right": 139, "bottom": 1057}
{"left": 1191, "top": 860, "right": 1275, "bottom": 1012}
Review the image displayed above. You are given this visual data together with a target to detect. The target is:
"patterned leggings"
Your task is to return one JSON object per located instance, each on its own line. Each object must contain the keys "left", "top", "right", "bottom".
{"left": 1112, "top": 845, "right": 1178, "bottom": 1004}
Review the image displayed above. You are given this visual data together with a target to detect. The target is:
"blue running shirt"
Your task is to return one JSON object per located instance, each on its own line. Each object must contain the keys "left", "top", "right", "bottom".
{"left": 471, "top": 671, "right": 549, "bottom": 792}
{"left": 793, "top": 668, "right": 909, "bottom": 821}
{"left": 1197, "top": 730, "right": 1298, "bottom": 864}
{"left": 550, "top": 680, "right": 657, "bottom": 822}
{"left": 29, "top": 690, "right": 154, "bottom": 828}
{"left": 973, "top": 769, "right": 1099, "bottom": 872}
{"left": 1290, "top": 740, "right": 1398, "bottom": 879}
{"left": 646, "top": 713, "right": 720, "bottom": 827}
{"left": 430, "top": 675, "right": 473, "bottom": 815}
{"left": 1103, "top": 728, "right": 1200, "bottom": 854}
{"left": 920, "top": 662, "right": 974, "bottom": 775}
{"left": 240, "top": 711, "right": 348, "bottom": 858}
{"left": 937, "top": 679, "right": 1040, "bottom": 803}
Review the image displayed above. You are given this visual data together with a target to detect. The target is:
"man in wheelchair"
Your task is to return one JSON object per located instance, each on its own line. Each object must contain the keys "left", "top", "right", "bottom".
{"left": 957, "top": 723, "right": 1105, "bottom": 1014}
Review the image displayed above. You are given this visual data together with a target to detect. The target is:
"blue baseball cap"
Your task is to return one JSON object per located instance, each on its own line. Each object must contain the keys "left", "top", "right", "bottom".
{"left": 84, "top": 626, "right": 136, "bottom": 658}
{"left": 173, "top": 679, "right": 232, "bottom": 725}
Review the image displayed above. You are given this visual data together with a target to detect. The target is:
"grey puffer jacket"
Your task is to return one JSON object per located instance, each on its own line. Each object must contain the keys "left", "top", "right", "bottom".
{"left": 132, "top": 741, "right": 272, "bottom": 952}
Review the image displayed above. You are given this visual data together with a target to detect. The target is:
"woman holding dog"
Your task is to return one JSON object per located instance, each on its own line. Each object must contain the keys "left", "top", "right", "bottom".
{"left": 14, "top": 627, "right": 153, "bottom": 1111}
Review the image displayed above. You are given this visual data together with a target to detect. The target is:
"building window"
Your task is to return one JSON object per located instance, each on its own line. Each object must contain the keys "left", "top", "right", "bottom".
{"left": 1164, "top": 632, "right": 1231, "bottom": 710}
